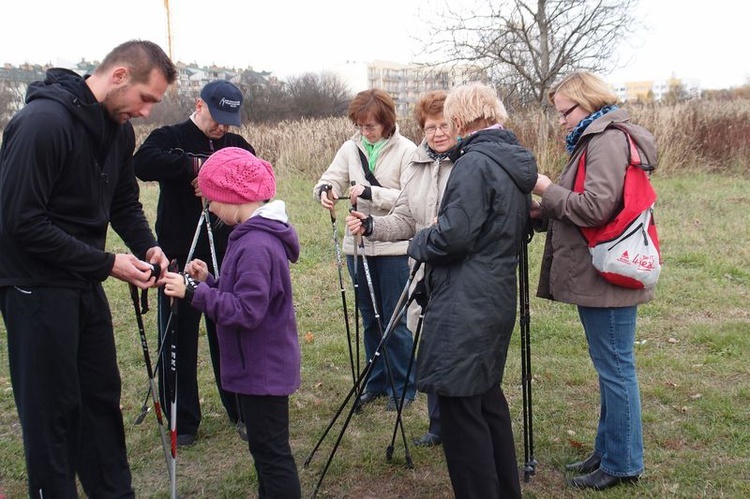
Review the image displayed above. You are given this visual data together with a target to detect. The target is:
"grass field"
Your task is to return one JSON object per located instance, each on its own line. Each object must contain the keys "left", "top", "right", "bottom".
{"left": 1, "top": 168, "right": 748, "bottom": 498}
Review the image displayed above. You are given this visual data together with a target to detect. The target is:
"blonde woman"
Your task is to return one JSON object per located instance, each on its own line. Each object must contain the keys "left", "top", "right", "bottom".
{"left": 407, "top": 83, "right": 537, "bottom": 499}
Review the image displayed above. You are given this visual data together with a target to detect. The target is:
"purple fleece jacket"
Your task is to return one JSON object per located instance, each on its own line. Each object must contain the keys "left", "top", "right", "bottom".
{"left": 190, "top": 201, "right": 301, "bottom": 396}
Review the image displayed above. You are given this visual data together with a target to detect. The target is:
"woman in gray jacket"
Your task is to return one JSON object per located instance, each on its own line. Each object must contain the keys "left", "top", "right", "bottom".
{"left": 347, "top": 89, "right": 457, "bottom": 447}
{"left": 533, "top": 71, "right": 658, "bottom": 491}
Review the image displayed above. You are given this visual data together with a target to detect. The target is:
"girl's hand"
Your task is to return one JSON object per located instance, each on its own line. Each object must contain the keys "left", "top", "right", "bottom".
{"left": 163, "top": 271, "right": 186, "bottom": 299}
{"left": 185, "top": 259, "right": 208, "bottom": 281}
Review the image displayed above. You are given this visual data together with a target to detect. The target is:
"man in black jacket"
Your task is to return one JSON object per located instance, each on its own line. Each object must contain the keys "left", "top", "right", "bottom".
{"left": 0, "top": 40, "right": 176, "bottom": 498}
{"left": 133, "top": 80, "right": 255, "bottom": 446}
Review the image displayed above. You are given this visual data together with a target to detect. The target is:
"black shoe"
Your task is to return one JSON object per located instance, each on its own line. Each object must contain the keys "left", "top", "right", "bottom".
{"left": 358, "top": 391, "right": 383, "bottom": 406}
{"left": 413, "top": 432, "right": 441, "bottom": 447}
{"left": 565, "top": 453, "right": 602, "bottom": 474}
{"left": 385, "top": 397, "right": 413, "bottom": 412}
{"left": 176, "top": 434, "right": 196, "bottom": 447}
{"left": 569, "top": 468, "right": 639, "bottom": 490}
{"left": 236, "top": 421, "right": 248, "bottom": 442}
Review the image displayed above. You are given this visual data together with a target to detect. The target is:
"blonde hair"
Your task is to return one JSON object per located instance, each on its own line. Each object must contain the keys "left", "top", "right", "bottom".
{"left": 548, "top": 71, "right": 618, "bottom": 114}
{"left": 444, "top": 83, "right": 508, "bottom": 134}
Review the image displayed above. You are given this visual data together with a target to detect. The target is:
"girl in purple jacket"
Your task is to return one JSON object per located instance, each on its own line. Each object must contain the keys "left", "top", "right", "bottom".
{"left": 164, "top": 147, "right": 301, "bottom": 498}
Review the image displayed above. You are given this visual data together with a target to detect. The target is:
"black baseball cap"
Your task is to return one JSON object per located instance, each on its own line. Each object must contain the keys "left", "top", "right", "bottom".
{"left": 200, "top": 80, "right": 243, "bottom": 126}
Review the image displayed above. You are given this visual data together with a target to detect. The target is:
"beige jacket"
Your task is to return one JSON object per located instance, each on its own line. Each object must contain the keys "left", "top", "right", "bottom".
{"left": 537, "top": 108, "right": 658, "bottom": 307}
{"left": 369, "top": 140, "right": 454, "bottom": 330}
{"left": 313, "top": 128, "right": 417, "bottom": 256}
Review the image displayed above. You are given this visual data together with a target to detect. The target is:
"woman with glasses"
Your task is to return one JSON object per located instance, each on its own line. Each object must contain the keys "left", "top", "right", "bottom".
{"left": 532, "top": 71, "right": 657, "bottom": 490}
{"left": 346, "top": 90, "right": 457, "bottom": 447}
{"left": 314, "top": 89, "right": 418, "bottom": 412}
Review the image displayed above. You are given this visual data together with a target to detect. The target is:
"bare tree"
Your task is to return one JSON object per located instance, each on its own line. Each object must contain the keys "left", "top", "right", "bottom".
{"left": 286, "top": 72, "right": 352, "bottom": 119}
{"left": 419, "top": 0, "right": 641, "bottom": 106}
{"left": 245, "top": 83, "right": 293, "bottom": 123}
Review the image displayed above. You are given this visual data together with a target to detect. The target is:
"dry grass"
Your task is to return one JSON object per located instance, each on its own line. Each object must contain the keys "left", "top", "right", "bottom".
{"left": 136, "top": 98, "right": 750, "bottom": 182}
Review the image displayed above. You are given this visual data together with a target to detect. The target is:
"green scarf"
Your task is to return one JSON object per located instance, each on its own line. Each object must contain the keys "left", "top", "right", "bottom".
{"left": 361, "top": 138, "right": 386, "bottom": 172}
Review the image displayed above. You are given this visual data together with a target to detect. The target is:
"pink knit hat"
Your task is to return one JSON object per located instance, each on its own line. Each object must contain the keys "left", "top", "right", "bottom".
{"left": 198, "top": 147, "right": 276, "bottom": 204}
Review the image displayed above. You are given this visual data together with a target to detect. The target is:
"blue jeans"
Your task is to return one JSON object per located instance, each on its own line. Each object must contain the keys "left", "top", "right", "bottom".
{"left": 347, "top": 254, "right": 416, "bottom": 401}
{"left": 578, "top": 305, "right": 644, "bottom": 477}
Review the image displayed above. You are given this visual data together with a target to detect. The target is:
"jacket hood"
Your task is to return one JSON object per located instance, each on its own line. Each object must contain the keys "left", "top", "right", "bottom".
{"left": 26, "top": 68, "right": 113, "bottom": 140}
{"left": 583, "top": 108, "right": 659, "bottom": 168}
{"left": 451, "top": 128, "right": 538, "bottom": 195}
{"left": 230, "top": 200, "right": 300, "bottom": 262}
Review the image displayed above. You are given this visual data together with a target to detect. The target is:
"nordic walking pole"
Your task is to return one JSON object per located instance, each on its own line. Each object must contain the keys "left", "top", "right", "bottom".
{"left": 385, "top": 263, "right": 423, "bottom": 464}
{"left": 322, "top": 184, "right": 357, "bottom": 389}
{"left": 519, "top": 223, "right": 537, "bottom": 482}
{"left": 203, "top": 199, "right": 247, "bottom": 439}
{"left": 350, "top": 187, "right": 411, "bottom": 463}
{"left": 185, "top": 205, "right": 206, "bottom": 265}
{"left": 164, "top": 258, "right": 179, "bottom": 499}
{"left": 304, "top": 272, "right": 416, "bottom": 498}
{"left": 128, "top": 264, "right": 173, "bottom": 482}
{"left": 203, "top": 201, "right": 220, "bottom": 278}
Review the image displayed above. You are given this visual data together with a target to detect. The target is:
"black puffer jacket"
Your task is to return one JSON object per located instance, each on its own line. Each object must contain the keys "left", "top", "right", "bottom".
{"left": 407, "top": 128, "right": 537, "bottom": 397}
{"left": 0, "top": 68, "right": 156, "bottom": 288}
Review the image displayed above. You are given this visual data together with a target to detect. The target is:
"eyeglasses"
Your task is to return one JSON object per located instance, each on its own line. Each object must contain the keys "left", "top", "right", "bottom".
{"left": 424, "top": 123, "right": 450, "bottom": 136}
{"left": 356, "top": 123, "right": 381, "bottom": 132}
{"left": 558, "top": 103, "right": 579, "bottom": 119}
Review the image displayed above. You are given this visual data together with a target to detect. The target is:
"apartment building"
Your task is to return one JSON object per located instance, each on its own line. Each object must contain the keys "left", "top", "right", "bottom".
{"left": 611, "top": 77, "right": 701, "bottom": 102}
{"left": 333, "top": 59, "right": 488, "bottom": 115}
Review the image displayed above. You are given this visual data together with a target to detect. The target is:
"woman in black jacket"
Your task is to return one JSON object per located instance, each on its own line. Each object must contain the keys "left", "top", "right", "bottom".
{"left": 408, "top": 83, "right": 537, "bottom": 499}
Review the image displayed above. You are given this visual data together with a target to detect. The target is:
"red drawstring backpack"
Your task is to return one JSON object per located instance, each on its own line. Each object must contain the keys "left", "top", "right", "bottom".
{"left": 573, "top": 125, "right": 662, "bottom": 289}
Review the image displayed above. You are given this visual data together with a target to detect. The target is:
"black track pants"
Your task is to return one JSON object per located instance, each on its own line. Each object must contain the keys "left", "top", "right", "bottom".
{"left": 0, "top": 285, "right": 134, "bottom": 499}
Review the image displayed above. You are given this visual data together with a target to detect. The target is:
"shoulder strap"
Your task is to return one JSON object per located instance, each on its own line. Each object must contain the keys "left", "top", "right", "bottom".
{"left": 575, "top": 126, "right": 658, "bottom": 245}
{"left": 357, "top": 147, "right": 382, "bottom": 187}
{"left": 608, "top": 123, "right": 654, "bottom": 173}
{"left": 573, "top": 125, "right": 647, "bottom": 194}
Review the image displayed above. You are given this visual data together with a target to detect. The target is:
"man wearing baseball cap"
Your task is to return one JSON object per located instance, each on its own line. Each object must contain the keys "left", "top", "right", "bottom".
{"left": 200, "top": 80, "right": 244, "bottom": 127}
{"left": 133, "top": 79, "right": 253, "bottom": 446}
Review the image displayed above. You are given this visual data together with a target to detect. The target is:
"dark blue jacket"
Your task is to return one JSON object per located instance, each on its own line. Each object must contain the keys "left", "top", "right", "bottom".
{"left": 408, "top": 128, "right": 537, "bottom": 397}
{"left": 0, "top": 68, "right": 156, "bottom": 287}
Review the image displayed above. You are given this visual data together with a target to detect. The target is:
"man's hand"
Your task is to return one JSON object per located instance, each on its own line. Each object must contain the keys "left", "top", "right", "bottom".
{"left": 191, "top": 177, "right": 203, "bottom": 198}
{"left": 145, "top": 246, "right": 170, "bottom": 285}
{"left": 111, "top": 254, "right": 160, "bottom": 289}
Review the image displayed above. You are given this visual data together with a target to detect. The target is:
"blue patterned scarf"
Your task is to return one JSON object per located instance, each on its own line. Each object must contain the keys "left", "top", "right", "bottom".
{"left": 565, "top": 105, "right": 619, "bottom": 154}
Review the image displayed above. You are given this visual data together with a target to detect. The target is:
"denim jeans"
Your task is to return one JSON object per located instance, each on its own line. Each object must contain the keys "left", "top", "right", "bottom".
{"left": 347, "top": 254, "right": 416, "bottom": 400}
{"left": 578, "top": 305, "right": 644, "bottom": 477}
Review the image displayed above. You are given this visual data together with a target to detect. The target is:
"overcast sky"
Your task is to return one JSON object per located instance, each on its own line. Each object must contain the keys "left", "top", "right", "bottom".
{"left": 1, "top": 0, "right": 747, "bottom": 89}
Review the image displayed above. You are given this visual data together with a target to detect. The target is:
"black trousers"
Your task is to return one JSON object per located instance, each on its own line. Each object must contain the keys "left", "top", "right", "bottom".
{"left": 439, "top": 386, "right": 521, "bottom": 499}
{"left": 427, "top": 391, "right": 442, "bottom": 436}
{"left": 1, "top": 285, "right": 134, "bottom": 499}
{"left": 239, "top": 394, "right": 300, "bottom": 499}
{"left": 157, "top": 254, "right": 239, "bottom": 437}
